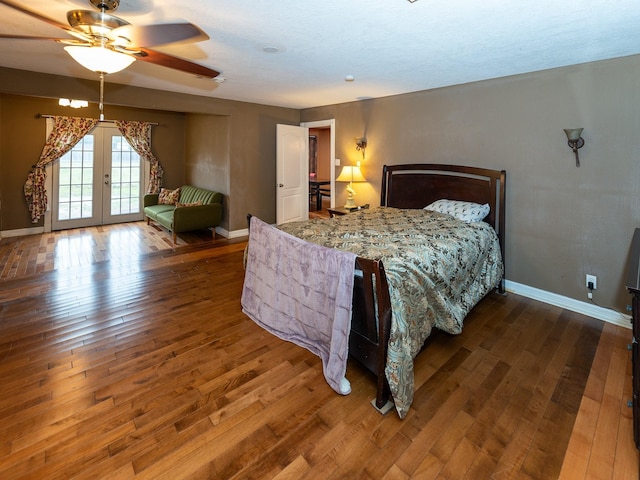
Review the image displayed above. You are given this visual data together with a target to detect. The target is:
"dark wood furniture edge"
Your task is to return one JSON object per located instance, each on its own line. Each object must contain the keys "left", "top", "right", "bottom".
{"left": 349, "top": 257, "right": 392, "bottom": 409}
{"left": 626, "top": 228, "right": 640, "bottom": 450}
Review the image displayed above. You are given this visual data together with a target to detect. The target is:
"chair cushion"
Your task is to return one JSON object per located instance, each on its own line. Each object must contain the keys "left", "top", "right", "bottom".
{"left": 144, "top": 204, "right": 175, "bottom": 220}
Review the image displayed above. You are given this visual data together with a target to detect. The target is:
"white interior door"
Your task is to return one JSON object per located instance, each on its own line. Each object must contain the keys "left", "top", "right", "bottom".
{"left": 276, "top": 124, "right": 309, "bottom": 225}
{"left": 52, "top": 125, "right": 144, "bottom": 230}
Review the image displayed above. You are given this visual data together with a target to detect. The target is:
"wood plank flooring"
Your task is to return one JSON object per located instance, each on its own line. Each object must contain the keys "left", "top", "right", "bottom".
{"left": 0, "top": 223, "right": 637, "bottom": 479}
{"left": 0, "top": 222, "right": 227, "bottom": 280}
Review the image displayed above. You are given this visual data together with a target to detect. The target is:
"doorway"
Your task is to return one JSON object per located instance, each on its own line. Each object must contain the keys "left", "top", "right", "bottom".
{"left": 301, "top": 119, "right": 335, "bottom": 215}
{"left": 51, "top": 125, "right": 144, "bottom": 230}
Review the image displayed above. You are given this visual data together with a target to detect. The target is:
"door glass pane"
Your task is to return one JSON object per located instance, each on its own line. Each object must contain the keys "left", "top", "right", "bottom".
{"left": 110, "top": 136, "right": 141, "bottom": 216}
{"left": 57, "top": 136, "right": 95, "bottom": 221}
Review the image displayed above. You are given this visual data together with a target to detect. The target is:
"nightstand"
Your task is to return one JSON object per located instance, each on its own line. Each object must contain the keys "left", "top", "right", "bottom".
{"left": 328, "top": 204, "right": 369, "bottom": 217}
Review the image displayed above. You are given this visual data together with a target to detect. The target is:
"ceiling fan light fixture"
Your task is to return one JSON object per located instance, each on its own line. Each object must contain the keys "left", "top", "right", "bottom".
{"left": 64, "top": 45, "right": 135, "bottom": 74}
{"left": 59, "top": 98, "right": 89, "bottom": 108}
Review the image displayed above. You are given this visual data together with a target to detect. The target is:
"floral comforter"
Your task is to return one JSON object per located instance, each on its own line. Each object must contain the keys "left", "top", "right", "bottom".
{"left": 278, "top": 207, "right": 504, "bottom": 418}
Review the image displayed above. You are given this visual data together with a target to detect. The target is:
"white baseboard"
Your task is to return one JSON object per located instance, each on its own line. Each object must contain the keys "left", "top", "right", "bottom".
{"left": 1, "top": 226, "right": 44, "bottom": 239}
{"left": 226, "top": 228, "right": 249, "bottom": 239}
{"left": 505, "top": 280, "right": 631, "bottom": 329}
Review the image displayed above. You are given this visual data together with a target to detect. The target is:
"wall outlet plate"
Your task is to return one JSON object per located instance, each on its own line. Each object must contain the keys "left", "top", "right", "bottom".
{"left": 586, "top": 274, "right": 597, "bottom": 290}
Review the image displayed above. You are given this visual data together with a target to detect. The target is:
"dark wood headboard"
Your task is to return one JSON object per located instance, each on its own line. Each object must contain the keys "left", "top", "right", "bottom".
{"left": 380, "top": 163, "right": 506, "bottom": 286}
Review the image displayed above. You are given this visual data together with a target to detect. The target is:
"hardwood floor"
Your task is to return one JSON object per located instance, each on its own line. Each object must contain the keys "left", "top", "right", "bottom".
{"left": 309, "top": 197, "right": 331, "bottom": 220}
{"left": 0, "top": 222, "right": 232, "bottom": 280}
{"left": 0, "top": 223, "right": 637, "bottom": 479}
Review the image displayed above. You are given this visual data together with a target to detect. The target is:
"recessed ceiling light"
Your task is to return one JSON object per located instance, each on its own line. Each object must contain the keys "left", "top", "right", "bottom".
{"left": 263, "top": 46, "right": 279, "bottom": 53}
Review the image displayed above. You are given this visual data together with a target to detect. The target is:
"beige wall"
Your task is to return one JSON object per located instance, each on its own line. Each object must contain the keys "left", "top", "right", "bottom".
{"left": 185, "top": 113, "right": 231, "bottom": 229}
{"left": 302, "top": 54, "right": 640, "bottom": 312}
{"left": 0, "top": 67, "right": 300, "bottom": 233}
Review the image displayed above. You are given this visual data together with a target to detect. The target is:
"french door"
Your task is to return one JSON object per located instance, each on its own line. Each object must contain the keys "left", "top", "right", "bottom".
{"left": 52, "top": 125, "right": 144, "bottom": 230}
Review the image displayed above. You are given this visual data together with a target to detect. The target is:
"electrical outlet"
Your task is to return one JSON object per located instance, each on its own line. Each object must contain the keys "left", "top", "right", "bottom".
{"left": 586, "top": 274, "right": 597, "bottom": 290}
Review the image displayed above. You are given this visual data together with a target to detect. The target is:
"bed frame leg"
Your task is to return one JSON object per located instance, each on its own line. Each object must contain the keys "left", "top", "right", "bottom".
{"left": 497, "top": 278, "right": 507, "bottom": 296}
{"left": 372, "top": 375, "right": 393, "bottom": 415}
{"left": 370, "top": 398, "right": 395, "bottom": 415}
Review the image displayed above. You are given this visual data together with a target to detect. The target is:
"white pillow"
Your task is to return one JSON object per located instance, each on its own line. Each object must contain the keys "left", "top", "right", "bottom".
{"left": 424, "top": 199, "right": 490, "bottom": 223}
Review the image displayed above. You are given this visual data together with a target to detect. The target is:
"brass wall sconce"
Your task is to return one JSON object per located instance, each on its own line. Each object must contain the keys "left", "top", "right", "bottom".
{"left": 563, "top": 128, "right": 585, "bottom": 167}
{"left": 355, "top": 137, "right": 367, "bottom": 160}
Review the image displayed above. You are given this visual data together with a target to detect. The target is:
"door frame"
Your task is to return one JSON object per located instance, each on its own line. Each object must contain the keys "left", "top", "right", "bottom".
{"left": 301, "top": 119, "right": 336, "bottom": 210}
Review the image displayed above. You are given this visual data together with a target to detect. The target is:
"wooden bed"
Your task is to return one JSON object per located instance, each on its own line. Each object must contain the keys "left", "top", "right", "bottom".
{"left": 244, "top": 163, "right": 506, "bottom": 417}
{"left": 347, "top": 164, "right": 506, "bottom": 413}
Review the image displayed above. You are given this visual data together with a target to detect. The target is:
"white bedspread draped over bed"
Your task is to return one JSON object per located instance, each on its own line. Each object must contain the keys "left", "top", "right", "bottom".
{"left": 241, "top": 216, "right": 356, "bottom": 395}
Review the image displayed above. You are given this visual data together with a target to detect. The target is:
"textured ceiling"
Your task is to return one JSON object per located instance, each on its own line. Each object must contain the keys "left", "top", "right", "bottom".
{"left": 1, "top": 0, "right": 640, "bottom": 109}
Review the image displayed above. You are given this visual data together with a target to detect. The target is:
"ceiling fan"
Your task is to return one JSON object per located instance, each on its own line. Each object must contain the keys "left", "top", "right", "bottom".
{"left": 0, "top": 0, "right": 220, "bottom": 78}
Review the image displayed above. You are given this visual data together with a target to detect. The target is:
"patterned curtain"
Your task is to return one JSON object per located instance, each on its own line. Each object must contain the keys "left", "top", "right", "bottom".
{"left": 24, "top": 116, "right": 99, "bottom": 224}
{"left": 115, "top": 120, "right": 163, "bottom": 194}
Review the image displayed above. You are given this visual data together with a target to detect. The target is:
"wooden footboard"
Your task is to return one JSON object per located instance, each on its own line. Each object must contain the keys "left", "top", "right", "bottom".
{"left": 349, "top": 257, "right": 392, "bottom": 409}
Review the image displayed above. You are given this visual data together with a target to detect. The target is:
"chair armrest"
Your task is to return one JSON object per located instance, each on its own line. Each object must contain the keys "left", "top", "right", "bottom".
{"left": 172, "top": 203, "right": 223, "bottom": 232}
{"left": 144, "top": 194, "right": 160, "bottom": 207}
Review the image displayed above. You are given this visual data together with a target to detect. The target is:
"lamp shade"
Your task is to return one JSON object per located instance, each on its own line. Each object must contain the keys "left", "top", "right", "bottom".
{"left": 336, "top": 165, "right": 366, "bottom": 183}
{"left": 563, "top": 128, "right": 584, "bottom": 141}
{"left": 64, "top": 46, "right": 135, "bottom": 74}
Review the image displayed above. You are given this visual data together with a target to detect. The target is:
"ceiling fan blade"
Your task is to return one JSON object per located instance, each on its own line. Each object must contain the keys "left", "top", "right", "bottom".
{"left": 111, "top": 23, "right": 209, "bottom": 48}
{"left": 135, "top": 47, "right": 219, "bottom": 78}
{"left": 0, "top": 33, "right": 57, "bottom": 41}
{"left": 0, "top": 33, "right": 90, "bottom": 47}
{"left": 0, "top": 0, "right": 78, "bottom": 35}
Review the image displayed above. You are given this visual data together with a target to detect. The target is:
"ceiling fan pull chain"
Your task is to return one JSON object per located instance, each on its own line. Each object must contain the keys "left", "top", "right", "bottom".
{"left": 99, "top": 72, "right": 105, "bottom": 121}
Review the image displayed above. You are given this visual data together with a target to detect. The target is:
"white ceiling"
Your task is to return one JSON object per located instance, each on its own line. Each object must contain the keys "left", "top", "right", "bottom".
{"left": 1, "top": 0, "right": 640, "bottom": 109}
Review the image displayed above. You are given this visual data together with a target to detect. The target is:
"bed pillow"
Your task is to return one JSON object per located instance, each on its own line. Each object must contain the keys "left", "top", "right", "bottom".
{"left": 424, "top": 199, "right": 490, "bottom": 223}
{"left": 158, "top": 187, "right": 181, "bottom": 205}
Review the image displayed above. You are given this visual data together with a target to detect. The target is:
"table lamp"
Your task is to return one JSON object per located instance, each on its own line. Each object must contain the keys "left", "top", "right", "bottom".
{"left": 336, "top": 163, "right": 366, "bottom": 208}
